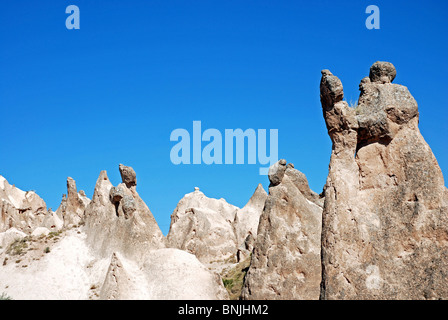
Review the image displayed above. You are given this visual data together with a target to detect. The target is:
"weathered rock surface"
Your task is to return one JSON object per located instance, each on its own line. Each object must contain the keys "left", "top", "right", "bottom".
{"left": 31, "top": 227, "right": 50, "bottom": 237}
{"left": 143, "top": 248, "right": 229, "bottom": 299}
{"left": 40, "top": 209, "right": 64, "bottom": 232}
{"left": 234, "top": 184, "right": 268, "bottom": 259}
{"left": 84, "top": 166, "right": 165, "bottom": 262}
{"left": 0, "top": 175, "right": 47, "bottom": 234}
{"left": 99, "top": 252, "right": 134, "bottom": 300}
{"left": 369, "top": 61, "right": 397, "bottom": 84}
{"left": 319, "top": 62, "right": 448, "bottom": 300}
{"left": 119, "top": 164, "right": 137, "bottom": 188}
{"left": 167, "top": 185, "right": 267, "bottom": 266}
{"left": 55, "top": 177, "right": 90, "bottom": 228}
{"left": 99, "top": 249, "right": 228, "bottom": 300}
{"left": 0, "top": 227, "right": 27, "bottom": 253}
{"left": 167, "top": 188, "right": 239, "bottom": 265}
{"left": 241, "top": 160, "right": 323, "bottom": 300}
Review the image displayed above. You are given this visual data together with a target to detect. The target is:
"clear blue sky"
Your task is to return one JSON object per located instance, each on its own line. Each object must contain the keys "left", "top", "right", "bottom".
{"left": 1, "top": 1, "right": 447, "bottom": 234}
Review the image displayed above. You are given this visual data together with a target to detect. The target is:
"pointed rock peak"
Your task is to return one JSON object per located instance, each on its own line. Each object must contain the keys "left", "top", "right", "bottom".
{"left": 99, "top": 252, "right": 131, "bottom": 300}
{"left": 369, "top": 61, "right": 396, "bottom": 84}
{"left": 242, "top": 159, "right": 323, "bottom": 300}
{"left": 95, "top": 171, "right": 111, "bottom": 187}
{"left": 119, "top": 164, "right": 137, "bottom": 188}
{"left": 98, "top": 170, "right": 109, "bottom": 182}
{"left": 194, "top": 187, "right": 200, "bottom": 192}
{"left": 91, "top": 170, "right": 113, "bottom": 201}
{"left": 108, "top": 252, "right": 122, "bottom": 266}
{"left": 67, "top": 176, "right": 76, "bottom": 185}
{"left": 253, "top": 183, "right": 267, "bottom": 198}
{"left": 107, "top": 252, "right": 124, "bottom": 271}
{"left": 255, "top": 183, "right": 266, "bottom": 193}
{"left": 67, "top": 177, "right": 78, "bottom": 197}
{"left": 56, "top": 176, "right": 90, "bottom": 228}
{"left": 244, "top": 184, "right": 267, "bottom": 208}
{"left": 85, "top": 167, "right": 165, "bottom": 260}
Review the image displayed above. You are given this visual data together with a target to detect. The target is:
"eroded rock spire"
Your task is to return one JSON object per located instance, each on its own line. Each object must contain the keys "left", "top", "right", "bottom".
{"left": 319, "top": 61, "right": 448, "bottom": 300}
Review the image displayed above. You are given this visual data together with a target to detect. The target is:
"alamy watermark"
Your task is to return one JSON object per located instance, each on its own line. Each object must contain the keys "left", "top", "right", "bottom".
{"left": 366, "top": 5, "right": 380, "bottom": 30}
{"left": 170, "top": 121, "right": 278, "bottom": 175}
{"left": 64, "top": 5, "right": 380, "bottom": 30}
{"left": 66, "top": 5, "right": 80, "bottom": 30}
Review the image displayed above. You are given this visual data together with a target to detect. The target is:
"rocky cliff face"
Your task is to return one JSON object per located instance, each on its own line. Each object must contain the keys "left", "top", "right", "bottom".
{"left": 319, "top": 62, "right": 448, "bottom": 299}
{"left": 241, "top": 160, "right": 323, "bottom": 300}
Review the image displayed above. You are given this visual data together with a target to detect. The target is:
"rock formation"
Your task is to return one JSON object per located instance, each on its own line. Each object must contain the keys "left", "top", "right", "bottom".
{"left": 0, "top": 175, "right": 47, "bottom": 234}
{"left": 84, "top": 166, "right": 165, "bottom": 262}
{"left": 0, "top": 166, "right": 228, "bottom": 300}
{"left": 0, "top": 175, "right": 85, "bottom": 235}
{"left": 99, "top": 248, "right": 230, "bottom": 300}
{"left": 233, "top": 184, "right": 268, "bottom": 261}
{"left": 167, "top": 187, "right": 239, "bottom": 265}
{"left": 119, "top": 164, "right": 137, "bottom": 188}
{"left": 319, "top": 62, "right": 448, "bottom": 300}
{"left": 1, "top": 61, "right": 447, "bottom": 301}
{"left": 74, "top": 164, "right": 229, "bottom": 300}
{"left": 40, "top": 208, "right": 64, "bottom": 232}
{"left": 0, "top": 227, "right": 27, "bottom": 253}
{"left": 241, "top": 160, "right": 323, "bottom": 300}
{"left": 99, "top": 252, "right": 137, "bottom": 300}
{"left": 167, "top": 185, "right": 267, "bottom": 267}
{"left": 234, "top": 184, "right": 268, "bottom": 247}
{"left": 55, "top": 177, "right": 90, "bottom": 228}
{"left": 142, "top": 248, "right": 228, "bottom": 299}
